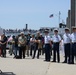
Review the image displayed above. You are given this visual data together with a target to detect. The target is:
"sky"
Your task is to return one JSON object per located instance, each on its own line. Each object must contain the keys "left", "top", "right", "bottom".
{"left": 0, "top": 0, "right": 70, "bottom": 30}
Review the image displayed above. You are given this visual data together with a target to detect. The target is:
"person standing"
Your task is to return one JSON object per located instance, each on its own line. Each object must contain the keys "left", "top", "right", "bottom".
{"left": 30, "top": 34, "right": 35, "bottom": 56}
{"left": 32, "top": 31, "right": 41, "bottom": 59}
{"left": 44, "top": 29, "right": 51, "bottom": 62}
{"left": 14, "top": 35, "right": 19, "bottom": 58}
{"left": 62, "top": 28, "right": 71, "bottom": 64}
{"left": 39, "top": 34, "right": 44, "bottom": 55}
{"left": 0, "top": 34, "right": 7, "bottom": 57}
{"left": 8, "top": 35, "right": 13, "bottom": 55}
{"left": 70, "top": 26, "right": 76, "bottom": 64}
{"left": 52, "top": 29, "right": 61, "bottom": 63}
{"left": 18, "top": 32, "right": 26, "bottom": 59}
{"left": 26, "top": 32, "right": 31, "bottom": 57}
{"left": 12, "top": 36, "right": 15, "bottom": 57}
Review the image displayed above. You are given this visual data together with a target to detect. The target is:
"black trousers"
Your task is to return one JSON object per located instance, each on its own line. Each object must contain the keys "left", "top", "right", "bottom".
{"left": 64, "top": 43, "right": 70, "bottom": 63}
{"left": 45, "top": 44, "right": 51, "bottom": 61}
{"left": 19, "top": 46, "right": 26, "bottom": 58}
{"left": 39, "top": 45, "right": 44, "bottom": 55}
{"left": 33, "top": 44, "right": 40, "bottom": 58}
{"left": 53, "top": 43, "right": 60, "bottom": 62}
{"left": 30, "top": 45, "right": 34, "bottom": 56}
{"left": 71, "top": 43, "right": 76, "bottom": 63}
{"left": 2, "top": 45, "right": 6, "bottom": 57}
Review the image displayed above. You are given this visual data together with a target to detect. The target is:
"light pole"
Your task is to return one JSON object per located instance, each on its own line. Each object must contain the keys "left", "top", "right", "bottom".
{"left": 59, "top": 11, "right": 61, "bottom": 25}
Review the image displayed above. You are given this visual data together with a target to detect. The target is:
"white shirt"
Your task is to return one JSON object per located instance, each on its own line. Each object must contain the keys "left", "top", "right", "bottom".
{"left": 63, "top": 33, "right": 71, "bottom": 44}
{"left": 44, "top": 35, "right": 51, "bottom": 44}
{"left": 30, "top": 37, "right": 35, "bottom": 45}
{"left": 71, "top": 33, "right": 76, "bottom": 43}
{"left": 30, "top": 38, "right": 35, "bottom": 42}
{"left": 52, "top": 34, "right": 61, "bottom": 42}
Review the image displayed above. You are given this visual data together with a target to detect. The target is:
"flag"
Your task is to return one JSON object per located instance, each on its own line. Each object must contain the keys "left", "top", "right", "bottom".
{"left": 49, "top": 14, "right": 53, "bottom": 18}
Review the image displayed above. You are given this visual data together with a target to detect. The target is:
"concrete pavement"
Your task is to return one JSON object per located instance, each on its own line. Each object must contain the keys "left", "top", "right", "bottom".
{"left": 0, "top": 51, "right": 76, "bottom": 75}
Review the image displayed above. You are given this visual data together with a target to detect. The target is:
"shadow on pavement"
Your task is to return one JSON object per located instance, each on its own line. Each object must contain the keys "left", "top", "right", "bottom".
{"left": 0, "top": 72, "right": 16, "bottom": 75}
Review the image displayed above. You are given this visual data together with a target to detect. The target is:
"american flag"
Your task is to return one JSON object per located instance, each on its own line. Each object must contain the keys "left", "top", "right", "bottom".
{"left": 49, "top": 14, "right": 53, "bottom": 18}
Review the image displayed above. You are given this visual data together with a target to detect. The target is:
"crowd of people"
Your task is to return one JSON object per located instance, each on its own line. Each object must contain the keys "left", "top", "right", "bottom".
{"left": 0, "top": 26, "right": 76, "bottom": 64}
{"left": 0, "top": 31, "right": 45, "bottom": 59}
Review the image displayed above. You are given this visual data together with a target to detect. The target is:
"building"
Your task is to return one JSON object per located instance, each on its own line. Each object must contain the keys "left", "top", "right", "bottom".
{"left": 71, "top": 0, "right": 76, "bottom": 32}
{"left": 66, "top": 10, "right": 71, "bottom": 32}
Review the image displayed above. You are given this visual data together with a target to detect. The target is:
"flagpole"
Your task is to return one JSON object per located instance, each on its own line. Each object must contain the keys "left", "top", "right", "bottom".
{"left": 49, "top": 12, "right": 61, "bottom": 27}
{"left": 58, "top": 11, "right": 61, "bottom": 27}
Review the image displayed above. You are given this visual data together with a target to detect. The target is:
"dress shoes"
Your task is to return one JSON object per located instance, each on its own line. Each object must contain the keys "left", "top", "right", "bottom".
{"left": 62, "top": 61, "right": 67, "bottom": 63}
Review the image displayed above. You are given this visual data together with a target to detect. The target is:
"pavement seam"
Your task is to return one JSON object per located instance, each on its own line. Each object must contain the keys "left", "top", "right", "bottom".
{"left": 44, "top": 62, "right": 51, "bottom": 75}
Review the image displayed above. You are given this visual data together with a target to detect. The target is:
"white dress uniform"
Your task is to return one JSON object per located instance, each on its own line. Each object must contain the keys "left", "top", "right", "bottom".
{"left": 44, "top": 34, "right": 51, "bottom": 62}
{"left": 70, "top": 32, "right": 76, "bottom": 64}
{"left": 71, "top": 33, "right": 76, "bottom": 43}
{"left": 63, "top": 33, "right": 71, "bottom": 63}
{"left": 52, "top": 34, "right": 61, "bottom": 63}
{"left": 44, "top": 35, "right": 51, "bottom": 44}
{"left": 63, "top": 33, "right": 71, "bottom": 44}
{"left": 52, "top": 35, "right": 61, "bottom": 43}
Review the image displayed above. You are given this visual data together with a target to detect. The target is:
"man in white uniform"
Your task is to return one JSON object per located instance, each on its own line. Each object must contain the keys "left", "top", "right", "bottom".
{"left": 62, "top": 28, "right": 71, "bottom": 64}
{"left": 70, "top": 26, "right": 76, "bottom": 64}
{"left": 44, "top": 29, "right": 52, "bottom": 62}
{"left": 52, "top": 29, "right": 61, "bottom": 63}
